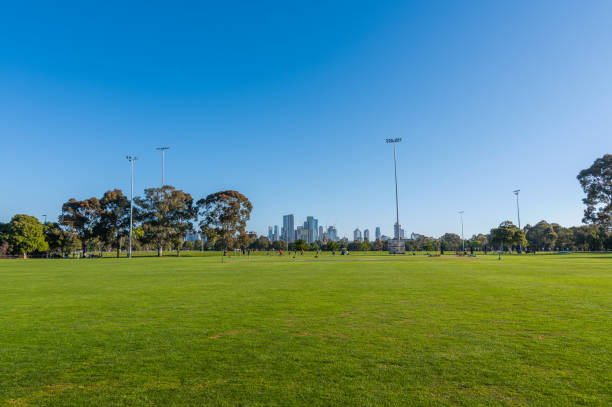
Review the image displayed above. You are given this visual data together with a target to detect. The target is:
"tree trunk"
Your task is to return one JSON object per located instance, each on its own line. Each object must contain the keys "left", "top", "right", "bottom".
{"left": 158, "top": 246, "right": 163, "bottom": 257}
{"left": 116, "top": 244, "right": 120, "bottom": 258}
{"left": 23, "top": 253, "right": 27, "bottom": 259}
{"left": 177, "top": 246, "right": 181, "bottom": 257}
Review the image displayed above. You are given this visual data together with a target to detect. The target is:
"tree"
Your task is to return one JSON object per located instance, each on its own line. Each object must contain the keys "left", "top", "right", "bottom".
{"left": 326, "top": 240, "right": 339, "bottom": 252}
{"left": 240, "top": 232, "right": 258, "bottom": 250}
{"left": 525, "top": 221, "right": 557, "bottom": 251}
{"left": 361, "top": 238, "right": 371, "bottom": 251}
{"left": 577, "top": 154, "right": 612, "bottom": 228}
{"left": 252, "top": 236, "right": 271, "bottom": 250}
{"left": 293, "top": 239, "right": 309, "bottom": 251}
{"left": 469, "top": 234, "right": 488, "bottom": 250}
{"left": 0, "top": 240, "right": 8, "bottom": 257}
{"left": 7, "top": 214, "right": 49, "bottom": 258}
{"left": 490, "top": 221, "right": 524, "bottom": 252}
{"left": 552, "top": 223, "right": 574, "bottom": 251}
{"left": 60, "top": 197, "right": 101, "bottom": 255}
{"left": 197, "top": 190, "right": 252, "bottom": 251}
{"left": 96, "top": 189, "right": 130, "bottom": 258}
{"left": 371, "top": 239, "right": 383, "bottom": 251}
{"left": 272, "top": 239, "right": 287, "bottom": 251}
{"left": 440, "top": 233, "right": 462, "bottom": 251}
{"left": 136, "top": 186, "right": 196, "bottom": 257}
{"left": 0, "top": 222, "right": 9, "bottom": 256}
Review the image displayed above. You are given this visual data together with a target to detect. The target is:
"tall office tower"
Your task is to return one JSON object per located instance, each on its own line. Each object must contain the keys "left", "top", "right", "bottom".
{"left": 375, "top": 226, "right": 381, "bottom": 240}
{"left": 283, "top": 214, "right": 295, "bottom": 243}
{"left": 273, "top": 225, "right": 279, "bottom": 241}
{"left": 268, "top": 226, "right": 273, "bottom": 241}
{"left": 296, "top": 225, "right": 308, "bottom": 241}
{"left": 364, "top": 229, "right": 370, "bottom": 241}
{"left": 306, "top": 216, "right": 319, "bottom": 244}
{"left": 327, "top": 226, "right": 338, "bottom": 242}
{"left": 319, "top": 226, "right": 324, "bottom": 241}
{"left": 400, "top": 228, "right": 405, "bottom": 239}
{"left": 394, "top": 222, "right": 401, "bottom": 240}
{"left": 353, "top": 228, "right": 362, "bottom": 242}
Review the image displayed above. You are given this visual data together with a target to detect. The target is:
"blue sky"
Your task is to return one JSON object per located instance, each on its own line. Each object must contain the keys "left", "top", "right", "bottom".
{"left": 1, "top": 1, "right": 611, "bottom": 239}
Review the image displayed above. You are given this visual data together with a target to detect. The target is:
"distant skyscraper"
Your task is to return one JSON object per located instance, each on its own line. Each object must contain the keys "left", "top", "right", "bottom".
{"left": 375, "top": 226, "right": 381, "bottom": 240}
{"left": 364, "top": 229, "right": 370, "bottom": 241}
{"left": 268, "top": 226, "right": 273, "bottom": 241}
{"left": 353, "top": 228, "right": 362, "bottom": 242}
{"left": 319, "top": 226, "right": 324, "bottom": 241}
{"left": 296, "top": 225, "right": 308, "bottom": 241}
{"left": 394, "top": 222, "right": 401, "bottom": 240}
{"left": 400, "top": 228, "right": 405, "bottom": 239}
{"left": 327, "top": 226, "right": 338, "bottom": 242}
{"left": 283, "top": 214, "right": 295, "bottom": 243}
{"left": 273, "top": 225, "right": 279, "bottom": 241}
{"left": 306, "top": 216, "right": 319, "bottom": 244}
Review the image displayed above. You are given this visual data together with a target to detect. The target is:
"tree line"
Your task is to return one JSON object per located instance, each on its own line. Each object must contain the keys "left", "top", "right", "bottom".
{"left": 0, "top": 187, "right": 252, "bottom": 258}
{"left": 1, "top": 154, "right": 610, "bottom": 257}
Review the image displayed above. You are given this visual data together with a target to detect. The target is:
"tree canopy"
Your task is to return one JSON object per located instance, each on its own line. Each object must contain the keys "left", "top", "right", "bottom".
{"left": 577, "top": 154, "right": 612, "bottom": 228}
{"left": 197, "top": 190, "right": 252, "bottom": 250}
{"left": 135, "top": 186, "right": 196, "bottom": 257}
{"left": 7, "top": 214, "right": 48, "bottom": 258}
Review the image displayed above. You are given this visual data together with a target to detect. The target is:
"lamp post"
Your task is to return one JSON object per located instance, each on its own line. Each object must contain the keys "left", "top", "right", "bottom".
{"left": 386, "top": 138, "right": 402, "bottom": 238}
{"left": 126, "top": 155, "right": 138, "bottom": 258}
{"left": 458, "top": 210, "right": 464, "bottom": 251}
{"left": 386, "top": 138, "right": 404, "bottom": 254}
{"left": 156, "top": 146, "right": 170, "bottom": 187}
{"left": 514, "top": 189, "right": 521, "bottom": 253}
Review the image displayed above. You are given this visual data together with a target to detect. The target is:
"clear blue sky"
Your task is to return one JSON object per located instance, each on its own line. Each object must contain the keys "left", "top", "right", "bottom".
{"left": 2, "top": 1, "right": 611, "bottom": 239}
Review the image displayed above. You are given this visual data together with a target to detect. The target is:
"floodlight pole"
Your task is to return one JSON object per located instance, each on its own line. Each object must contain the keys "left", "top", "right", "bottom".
{"left": 514, "top": 189, "right": 521, "bottom": 253}
{"left": 156, "top": 147, "right": 170, "bottom": 187}
{"left": 386, "top": 138, "right": 402, "bottom": 239}
{"left": 458, "top": 211, "right": 464, "bottom": 251}
{"left": 42, "top": 214, "right": 47, "bottom": 225}
{"left": 126, "top": 155, "right": 138, "bottom": 258}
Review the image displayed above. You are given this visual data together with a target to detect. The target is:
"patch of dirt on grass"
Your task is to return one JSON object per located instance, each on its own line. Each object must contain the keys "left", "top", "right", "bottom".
{"left": 8, "top": 383, "right": 76, "bottom": 406}
{"left": 209, "top": 329, "right": 255, "bottom": 339}
{"left": 534, "top": 332, "right": 562, "bottom": 340}
{"left": 396, "top": 318, "right": 416, "bottom": 324}
{"left": 292, "top": 331, "right": 313, "bottom": 337}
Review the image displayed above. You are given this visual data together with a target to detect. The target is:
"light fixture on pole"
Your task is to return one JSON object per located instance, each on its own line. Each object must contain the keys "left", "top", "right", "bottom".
{"left": 42, "top": 214, "right": 47, "bottom": 225}
{"left": 126, "top": 155, "right": 138, "bottom": 258}
{"left": 458, "top": 210, "right": 465, "bottom": 251}
{"left": 156, "top": 147, "right": 170, "bottom": 187}
{"left": 385, "top": 137, "right": 404, "bottom": 254}
{"left": 513, "top": 189, "right": 521, "bottom": 253}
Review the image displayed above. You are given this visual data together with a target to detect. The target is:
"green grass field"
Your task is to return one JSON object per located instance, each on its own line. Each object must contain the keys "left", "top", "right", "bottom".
{"left": 1, "top": 254, "right": 611, "bottom": 406}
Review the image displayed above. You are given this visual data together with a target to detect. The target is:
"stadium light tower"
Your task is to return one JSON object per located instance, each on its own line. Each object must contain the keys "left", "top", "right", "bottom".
{"left": 126, "top": 155, "right": 138, "bottom": 258}
{"left": 514, "top": 189, "right": 522, "bottom": 253}
{"left": 386, "top": 137, "right": 404, "bottom": 254}
{"left": 156, "top": 146, "right": 170, "bottom": 187}
{"left": 458, "top": 210, "right": 465, "bottom": 251}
